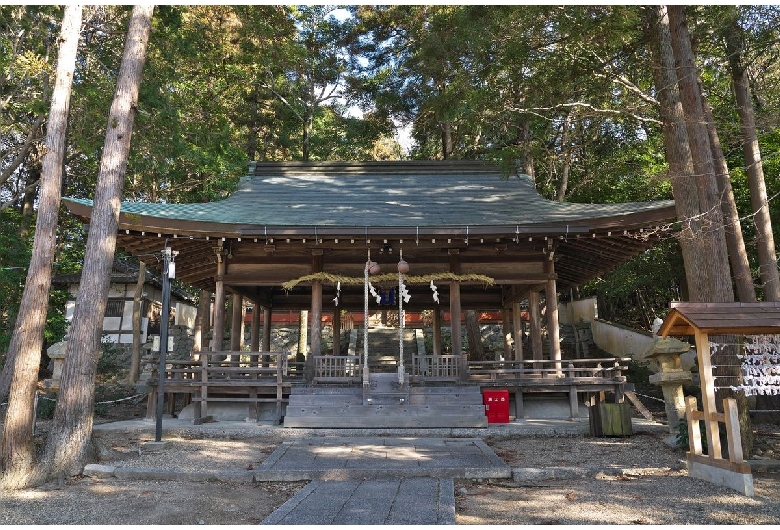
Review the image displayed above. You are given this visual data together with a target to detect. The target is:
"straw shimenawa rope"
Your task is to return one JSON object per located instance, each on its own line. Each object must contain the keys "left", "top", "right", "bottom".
{"left": 281, "top": 272, "right": 494, "bottom": 291}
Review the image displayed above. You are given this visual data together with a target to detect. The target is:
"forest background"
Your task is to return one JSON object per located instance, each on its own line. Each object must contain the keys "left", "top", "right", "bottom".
{"left": 1, "top": 5, "right": 780, "bottom": 402}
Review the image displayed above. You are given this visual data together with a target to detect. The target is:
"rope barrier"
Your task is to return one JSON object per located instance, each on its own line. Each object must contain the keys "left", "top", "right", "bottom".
{"left": 2, "top": 393, "right": 148, "bottom": 408}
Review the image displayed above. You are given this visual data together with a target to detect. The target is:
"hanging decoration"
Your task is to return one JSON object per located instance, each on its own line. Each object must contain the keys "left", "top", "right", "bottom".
{"left": 430, "top": 280, "right": 439, "bottom": 304}
{"left": 282, "top": 271, "right": 493, "bottom": 291}
{"left": 333, "top": 281, "right": 341, "bottom": 306}
{"left": 397, "top": 250, "right": 409, "bottom": 385}
{"left": 713, "top": 335, "right": 780, "bottom": 396}
{"left": 368, "top": 282, "right": 381, "bottom": 304}
{"left": 363, "top": 251, "right": 371, "bottom": 387}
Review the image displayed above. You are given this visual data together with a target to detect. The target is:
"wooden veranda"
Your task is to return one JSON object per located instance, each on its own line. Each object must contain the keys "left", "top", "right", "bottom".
{"left": 64, "top": 161, "right": 677, "bottom": 427}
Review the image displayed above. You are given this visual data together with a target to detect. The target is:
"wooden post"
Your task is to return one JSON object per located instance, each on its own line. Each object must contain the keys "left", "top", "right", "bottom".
{"left": 332, "top": 306, "right": 341, "bottom": 355}
{"left": 545, "top": 262, "right": 561, "bottom": 374}
{"left": 513, "top": 300, "right": 524, "bottom": 361}
{"left": 685, "top": 395, "right": 703, "bottom": 455}
{"left": 307, "top": 251, "right": 323, "bottom": 383}
{"left": 212, "top": 248, "right": 226, "bottom": 353}
{"left": 250, "top": 303, "right": 260, "bottom": 352}
{"left": 449, "top": 252, "right": 464, "bottom": 379}
{"left": 433, "top": 307, "right": 442, "bottom": 355}
{"left": 501, "top": 309, "right": 513, "bottom": 361}
{"left": 230, "top": 293, "right": 243, "bottom": 361}
{"left": 724, "top": 397, "right": 744, "bottom": 462}
{"left": 194, "top": 289, "right": 210, "bottom": 355}
{"left": 529, "top": 290, "right": 542, "bottom": 362}
{"left": 262, "top": 307, "right": 272, "bottom": 352}
{"left": 694, "top": 330, "right": 723, "bottom": 459}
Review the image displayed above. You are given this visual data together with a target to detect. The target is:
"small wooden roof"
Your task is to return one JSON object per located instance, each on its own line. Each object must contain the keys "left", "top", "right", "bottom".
{"left": 659, "top": 301, "right": 780, "bottom": 337}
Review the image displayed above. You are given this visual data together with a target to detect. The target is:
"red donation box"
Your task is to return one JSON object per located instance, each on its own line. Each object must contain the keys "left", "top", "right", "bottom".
{"left": 482, "top": 389, "right": 509, "bottom": 423}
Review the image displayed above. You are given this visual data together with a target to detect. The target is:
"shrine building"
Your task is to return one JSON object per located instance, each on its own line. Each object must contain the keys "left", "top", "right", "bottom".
{"left": 63, "top": 160, "right": 677, "bottom": 428}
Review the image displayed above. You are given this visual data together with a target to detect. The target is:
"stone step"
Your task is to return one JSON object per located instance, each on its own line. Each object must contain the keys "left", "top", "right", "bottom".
{"left": 283, "top": 404, "right": 488, "bottom": 429}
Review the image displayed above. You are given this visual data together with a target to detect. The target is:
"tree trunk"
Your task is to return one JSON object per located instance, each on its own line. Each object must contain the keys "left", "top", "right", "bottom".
{"left": 465, "top": 310, "right": 485, "bottom": 362}
{"left": 725, "top": 12, "right": 780, "bottom": 301}
{"left": 666, "top": 4, "right": 752, "bottom": 456}
{"left": 701, "top": 93, "right": 756, "bottom": 303}
{"left": 34, "top": 5, "right": 154, "bottom": 488}
{"left": 645, "top": 6, "right": 710, "bottom": 302}
{"left": 128, "top": 261, "right": 146, "bottom": 384}
{"left": 441, "top": 122, "right": 453, "bottom": 160}
{"left": 0, "top": 4, "right": 82, "bottom": 490}
{"left": 667, "top": 5, "right": 734, "bottom": 304}
{"left": 555, "top": 110, "right": 574, "bottom": 202}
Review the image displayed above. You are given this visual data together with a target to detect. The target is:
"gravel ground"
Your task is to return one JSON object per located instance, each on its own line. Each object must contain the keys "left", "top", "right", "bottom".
{"left": 2, "top": 402, "right": 779, "bottom": 525}
{"left": 458, "top": 429, "right": 780, "bottom": 525}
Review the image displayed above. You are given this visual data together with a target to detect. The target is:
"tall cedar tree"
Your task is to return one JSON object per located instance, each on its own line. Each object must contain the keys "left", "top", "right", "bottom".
{"left": 0, "top": 5, "right": 82, "bottom": 490}
{"left": 37, "top": 5, "right": 152, "bottom": 488}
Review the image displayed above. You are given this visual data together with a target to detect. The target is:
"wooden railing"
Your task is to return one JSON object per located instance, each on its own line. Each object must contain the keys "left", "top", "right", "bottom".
{"left": 314, "top": 355, "right": 361, "bottom": 382}
{"left": 412, "top": 354, "right": 463, "bottom": 380}
{"left": 467, "top": 357, "right": 629, "bottom": 382}
{"left": 147, "top": 351, "right": 301, "bottom": 424}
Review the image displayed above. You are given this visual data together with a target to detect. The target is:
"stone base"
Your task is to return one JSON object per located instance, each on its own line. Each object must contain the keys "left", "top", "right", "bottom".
{"left": 687, "top": 453, "right": 754, "bottom": 496}
{"left": 177, "top": 402, "right": 281, "bottom": 423}
{"left": 142, "top": 440, "right": 173, "bottom": 451}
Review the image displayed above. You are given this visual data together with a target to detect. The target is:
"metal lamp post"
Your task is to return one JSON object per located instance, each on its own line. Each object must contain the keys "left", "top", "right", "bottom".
{"left": 155, "top": 246, "right": 175, "bottom": 442}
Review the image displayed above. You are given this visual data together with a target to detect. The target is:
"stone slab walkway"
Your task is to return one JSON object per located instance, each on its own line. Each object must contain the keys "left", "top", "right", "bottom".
{"left": 261, "top": 477, "right": 455, "bottom": 525}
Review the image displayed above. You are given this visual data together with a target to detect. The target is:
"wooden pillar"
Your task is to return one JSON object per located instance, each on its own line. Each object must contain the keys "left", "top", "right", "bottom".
{"left": 230, "top": 293, "right": 243, "bottom": 353}
{"left": 513, "top": 300, "right": 524, "bottom": 362}
{"left": 194, "top": 289, "right": 210, "bottom": 355}
{"left": 529, "top": 290, "right": 542, "bottom": 362}
{"left": 332, "top": 306, "right": 341, "bottom": 355}
{"left": 433, "top": 307, "right": 442, "bottom": 355}
{"left": 212, "top": 248, "right": 226, "bottom": 352}
{"left": 262, "top": 307, "right": 272, "bottom": 352}
{"left": 546, "top": 257, "right": 561, "bottom": 373}
{"left": 306, "top": 250, "right": 324, "bottom": 383}
{"left": 695, "top": 330, "right": 723, "bottom": 459}
{"left": 250, "top": 303, "right": 260, "bottom": 351}
{"left": 502, "top": 309, "right": 513, "bottom": 361}
{"left": 449, "top": 252, "right": 465, "bottom": 379}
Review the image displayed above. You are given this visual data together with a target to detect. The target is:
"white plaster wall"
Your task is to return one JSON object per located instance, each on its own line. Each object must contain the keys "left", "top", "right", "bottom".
{"left": 175, "top": 303, "right": 197, "bottom": 328}
{"left": 590, "top": 319, "right": 655, "bottom": 360}
{"left": 121, "top": 300, "right": 134, "bottom": 330}
{"left": 558, "top": 297, "right": 598, "bottom": 325}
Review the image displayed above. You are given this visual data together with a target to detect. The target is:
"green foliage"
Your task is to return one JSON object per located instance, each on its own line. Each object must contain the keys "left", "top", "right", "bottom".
{"left": 36, "top": 395, "right": 57, "bottom": 419}
{"left": 580, "top": 240, "right": 685, "bottom": 330}
{"left": 97, "top": 337, "right": 127, "bottom": 377}
{"left": 0, "top": 209, "right": 32, "bottom": 353}
{"left": 676, "top": 418, "right": 708, "bottom": 453}
{"left": 626, "top": 360, "right": 651, "bottom": 384}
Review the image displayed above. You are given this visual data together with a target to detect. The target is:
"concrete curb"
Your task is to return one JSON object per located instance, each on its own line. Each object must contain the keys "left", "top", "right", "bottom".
{"left": 511, "top": 465, "right": 684, "bottom": 482}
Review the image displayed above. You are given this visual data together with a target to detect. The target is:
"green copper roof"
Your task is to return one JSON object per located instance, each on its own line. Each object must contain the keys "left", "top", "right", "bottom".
{"left": 65, "top": 161, "right": 675, "bottom": 232}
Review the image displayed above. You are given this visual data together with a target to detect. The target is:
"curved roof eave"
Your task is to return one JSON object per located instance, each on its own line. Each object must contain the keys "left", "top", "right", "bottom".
{"left": 63, "top": 162, "right": 677, "bottom": 237}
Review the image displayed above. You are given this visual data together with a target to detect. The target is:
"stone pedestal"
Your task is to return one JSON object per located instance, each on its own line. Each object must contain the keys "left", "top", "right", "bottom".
{"left": 42, "top": 341, "right": 67, "bottom": 392}
{"left": 639, "top": 337, "right": 692, "bottom": 434}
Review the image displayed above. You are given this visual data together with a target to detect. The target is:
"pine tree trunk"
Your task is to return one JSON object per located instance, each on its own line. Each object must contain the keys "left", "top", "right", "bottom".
{"left": 34, "top": 5, "right": 154, "bottom": 487}
{"left": 0, "top": 4, "right": 82, "bottom": 491}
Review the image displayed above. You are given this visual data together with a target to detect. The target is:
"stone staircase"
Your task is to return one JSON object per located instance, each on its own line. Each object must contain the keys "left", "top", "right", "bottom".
{"left": 283, "top": 372, "right": 488, "bottom": 429}
{"left": 355, "top": 327, "right": 417, "bottom": 372}
{"left": 282, "top": 327, "right": 487, "bottom": 428}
